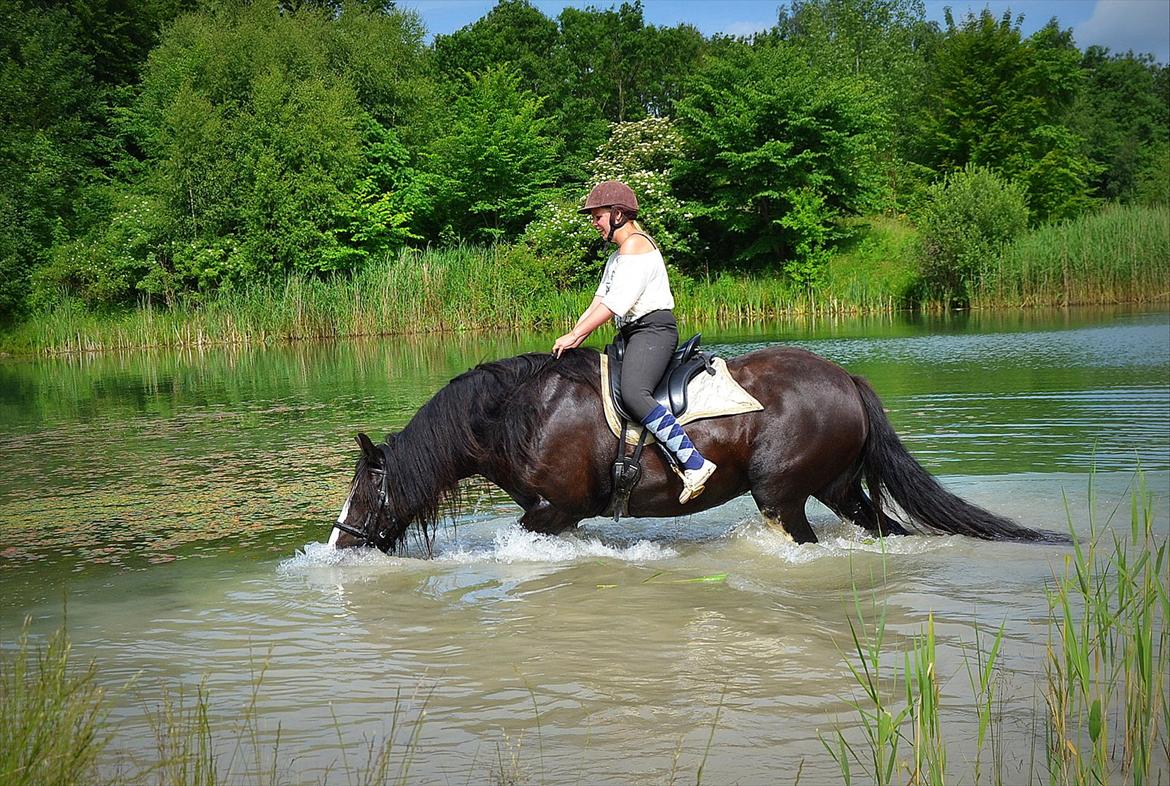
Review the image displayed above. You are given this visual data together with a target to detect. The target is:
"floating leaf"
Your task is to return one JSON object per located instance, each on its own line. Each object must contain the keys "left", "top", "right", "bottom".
{"left": 671, "top": 573, "right": 728, "bottom": 584}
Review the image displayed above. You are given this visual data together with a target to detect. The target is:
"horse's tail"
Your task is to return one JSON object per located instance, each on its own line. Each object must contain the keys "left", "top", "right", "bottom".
{"left": 853, "top": 375, "right": 1067, "bottom": 543}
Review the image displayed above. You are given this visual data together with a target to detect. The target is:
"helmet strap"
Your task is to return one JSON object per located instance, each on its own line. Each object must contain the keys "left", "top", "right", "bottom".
{"left": 607, "top": 209, "right": 630, "bottom": 243}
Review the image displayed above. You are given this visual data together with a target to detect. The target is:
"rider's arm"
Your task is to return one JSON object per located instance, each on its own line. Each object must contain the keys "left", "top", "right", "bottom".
{"left": 573, "top": 297, "right": 606, "bottom": 331}
{"left": 553, "top": 300, "right": 614, "bottom": 357}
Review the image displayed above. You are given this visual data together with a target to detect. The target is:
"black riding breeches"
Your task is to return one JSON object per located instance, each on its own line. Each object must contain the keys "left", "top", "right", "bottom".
{"left": 618, "top": 310, "right": 679, "bottom": 422}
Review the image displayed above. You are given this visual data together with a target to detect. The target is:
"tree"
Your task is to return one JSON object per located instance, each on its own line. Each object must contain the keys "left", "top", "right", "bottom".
{"left": 0, "top": 1, "right": 101, "bottom": 320}
{"left": 553, "top": 2, "right": 706, "bottom": 177}
{"left": 673, "top": 42, "right": 883, "bottom": 280}
{"left": 431, "top": 0, "right": 559, "bottom": 99}
{"left": 915, "top": 10, "right": 1097, "bottom": 222}
{"left": 34, "top": 1, "right": 433, "bottom": 306}
{"left": 1071, "top": 47, "right": 1170, "bottom": 203}
{"left": 523, "top": 116, "right": 698, "bottom": 287}
{"left": 772, "top": 0, "right": 936, "bottom": 212}
{"left": 420, "top": 67, "right": 559, "bottom": 244}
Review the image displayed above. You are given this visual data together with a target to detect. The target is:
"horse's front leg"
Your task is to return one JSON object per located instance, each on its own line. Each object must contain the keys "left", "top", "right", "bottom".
{"left": 518, "top": 497, "right": 581, "bottom": 535}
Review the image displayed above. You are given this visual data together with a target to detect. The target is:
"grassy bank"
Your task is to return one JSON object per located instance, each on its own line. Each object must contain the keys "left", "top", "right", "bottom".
{"left": 3, "top": 479, "right": 1165, "bottom": 784}
{"left": 972, "top": 203, "right": 1170, "bottom": 307}
{"left": 1, "top": 205, "right": 1165, "bottom": 355}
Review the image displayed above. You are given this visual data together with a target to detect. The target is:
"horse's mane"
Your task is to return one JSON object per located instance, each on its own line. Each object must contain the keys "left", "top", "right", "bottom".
{"left": 378, "top": 349, "right": 600, "bottom": 533}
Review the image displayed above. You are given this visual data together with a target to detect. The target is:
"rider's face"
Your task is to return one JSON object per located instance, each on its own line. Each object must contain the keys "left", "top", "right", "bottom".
{"left": 589, "top": 207, "right": 612, "bottom": 238}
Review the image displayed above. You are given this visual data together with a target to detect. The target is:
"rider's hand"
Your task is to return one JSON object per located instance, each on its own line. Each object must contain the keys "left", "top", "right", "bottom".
{"left": 552, "top": 331, "right": 584, "bottom": 357}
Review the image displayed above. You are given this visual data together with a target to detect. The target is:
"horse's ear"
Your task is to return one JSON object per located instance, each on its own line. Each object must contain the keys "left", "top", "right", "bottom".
{"left": 355, "top": 433, "right": 380, "bottom": 465}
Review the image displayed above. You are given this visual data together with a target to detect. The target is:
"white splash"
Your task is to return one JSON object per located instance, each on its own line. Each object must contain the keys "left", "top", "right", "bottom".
{"left": 282, "top": 521, "right": 676, "bottom": 571}
{"left": 733, "top": 518, "right": 956, "bottom": 563}
{"left": 280, "top": 540, "right": 405, "bottom": 570}
{"left": 440, "top": 523, "right": 676, "bottom": 564}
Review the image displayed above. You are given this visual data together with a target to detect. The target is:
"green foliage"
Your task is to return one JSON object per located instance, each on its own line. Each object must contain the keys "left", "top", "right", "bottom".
{"left": 1071, "top": 48, "right": 1170, "bottom": 203}
{"left": 432, "top": 0, "right": 707, "bottom": 179}
{"left": 915, "top": 164, "right": 1030, "bottom": 304}
{"left": 673, "top": 42, "right": 883, "bottom": 278}
{"left": 420, "top": 67, "right": 559, "bottom": 244}
{"left": 826, "top": 216, "right": 920, "bottom": 306}
{"left": 523, "top": 116, "right": 698, "bottom": 287}
{"left": 916, "top": 11, "right": 1098, "bottom": 223}
{"left": 34, "top": 191, "right": 165, "bottom": 308}
{"left": 1134, "top": 141, "right": 1170, "bottom": 205}
{"left": 30, "top": 2, "right": 432, "bottom": 307}
{"left": 0, "top": 0, "right": 103, "bottom": 321}
{"left": 780, "top": 188, "right": 834, "bottom": 288}
{"left": 773, "top": 0, "right": 934, "bottom": 212}
{"left": 432, "top": 0, "right": 559, "bottom": 99}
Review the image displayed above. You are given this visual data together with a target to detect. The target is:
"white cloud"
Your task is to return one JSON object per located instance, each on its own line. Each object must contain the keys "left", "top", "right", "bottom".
{"left": 1074, "top": 0, "right": 1170, "bottom": 62}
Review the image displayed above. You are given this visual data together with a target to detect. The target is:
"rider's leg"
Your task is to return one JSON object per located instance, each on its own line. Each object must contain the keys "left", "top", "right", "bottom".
{"left": 620, "top": 316, "right": 716, "bottom": 502}
{"left": 618, "top": 317, "right": 674, "bottom": 422}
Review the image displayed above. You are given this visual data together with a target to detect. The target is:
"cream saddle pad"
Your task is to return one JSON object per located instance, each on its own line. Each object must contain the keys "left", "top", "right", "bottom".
{"left": 599, "top": 353, "right": 764, "bottom": 444}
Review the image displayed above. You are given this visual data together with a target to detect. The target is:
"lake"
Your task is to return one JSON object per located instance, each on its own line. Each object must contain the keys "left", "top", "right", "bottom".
{"left": 1, "top": 306, "right": 1167, "bottom": 784}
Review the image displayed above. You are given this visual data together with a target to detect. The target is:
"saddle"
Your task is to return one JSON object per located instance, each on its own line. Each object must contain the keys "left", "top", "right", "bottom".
{"left": 605, "top": 333, "right": 717, "bottom": 520}
{"left": 605, "top": 333, "right": 714, "bottom": 422}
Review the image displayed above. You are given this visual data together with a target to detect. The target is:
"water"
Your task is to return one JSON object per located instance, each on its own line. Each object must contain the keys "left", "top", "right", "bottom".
{"left": 1, "top": 306, "right": 1168, "bottom": 784}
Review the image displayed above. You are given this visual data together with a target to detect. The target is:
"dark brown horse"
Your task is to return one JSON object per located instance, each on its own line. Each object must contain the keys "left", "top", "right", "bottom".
{"left": 329, "top": 345, "right": 1064, "bottom": 553}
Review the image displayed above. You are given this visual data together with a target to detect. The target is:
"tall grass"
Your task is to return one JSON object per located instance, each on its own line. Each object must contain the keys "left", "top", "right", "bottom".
{"left": 972, "top": 204, "right": 1170, "bottom": 307}
{"left": 4, "top": 204, "right": 1166, "bottom": 355}
{"left": 822, "top": 552, "right": 962, "bottom": 786}
{"left": 0, "top": 245, "right": 581, "bottom": 355}
{"left": 1044, "top": 474, "right": 1169, "bottom": 785}
{"left": 827, "top": 475, "right": 1168, "bottom": 785}
{"left": 0, "top": 618, "right": 109, "bottom": 786}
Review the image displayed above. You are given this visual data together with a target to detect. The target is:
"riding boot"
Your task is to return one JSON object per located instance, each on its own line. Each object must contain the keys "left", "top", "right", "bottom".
{"left": 641, "top": 404, "right": 717, "bottom": 503}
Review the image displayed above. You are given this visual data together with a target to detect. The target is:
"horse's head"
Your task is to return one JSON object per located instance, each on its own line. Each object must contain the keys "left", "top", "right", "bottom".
{"left": 329, "top": 433, "right": 407, "bottom": 553}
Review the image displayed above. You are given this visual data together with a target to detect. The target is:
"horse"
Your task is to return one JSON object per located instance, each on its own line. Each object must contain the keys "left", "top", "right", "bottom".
{"left": 329, "top": 345, "right": 1065, "bottom": 554}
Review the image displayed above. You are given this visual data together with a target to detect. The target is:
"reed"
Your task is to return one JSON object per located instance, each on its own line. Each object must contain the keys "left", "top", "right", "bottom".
{"left": 827, "top": 474, "right": 1167, "bottom": 785}
{"left": 971, "top": 204, "right": 1170, "bottom": 308}
{"left": 1044, "top": 473, "right": 1169, "bottom": 785}
{"left": 0, "top": 618, "right": 109, "bottom": 786}
{"left": 821, "top": 556, "right": 909, "bottom": 786}
{"left": 3, "top": 238, "right": 918, "bottom": 354}
{"left": 5, "top": 204, "right": 1167, "bottom": 355}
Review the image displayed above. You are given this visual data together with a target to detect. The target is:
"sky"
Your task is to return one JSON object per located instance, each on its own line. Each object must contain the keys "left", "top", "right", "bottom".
{"left": 398, "top": 0, "right": 1170, "bottom": 63}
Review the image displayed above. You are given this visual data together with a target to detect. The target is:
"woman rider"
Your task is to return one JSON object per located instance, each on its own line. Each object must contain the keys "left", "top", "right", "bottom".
{"left": 552, "top": 180, "right": 717, "bottom": 504}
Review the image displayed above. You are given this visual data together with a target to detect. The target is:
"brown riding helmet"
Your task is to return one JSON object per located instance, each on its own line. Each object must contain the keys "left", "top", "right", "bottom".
{"left": 579, "top": 180, "right": 639, "bottom": 216}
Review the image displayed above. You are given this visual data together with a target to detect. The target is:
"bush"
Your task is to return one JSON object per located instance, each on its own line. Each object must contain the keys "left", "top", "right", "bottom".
{"left": 915, "top": 165, "right": 1029, "bottom": 305}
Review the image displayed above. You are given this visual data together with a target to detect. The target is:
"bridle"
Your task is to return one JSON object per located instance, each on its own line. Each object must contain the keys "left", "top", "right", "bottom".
{"left": 334, "top": 447, "right": 397, "bottom": 552}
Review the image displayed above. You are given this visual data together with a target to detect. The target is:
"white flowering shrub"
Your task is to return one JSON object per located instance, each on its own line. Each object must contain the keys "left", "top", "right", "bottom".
{"left": 522, "top": 116, "right": 703, "bottom": 289}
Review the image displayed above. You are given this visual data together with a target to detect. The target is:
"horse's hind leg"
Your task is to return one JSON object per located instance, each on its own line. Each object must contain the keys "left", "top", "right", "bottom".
{"left": 816, "top": 476, "right": 909, "bottom": 537}
{"left": 752, "top": 494, "right": 818, "bottom": 544}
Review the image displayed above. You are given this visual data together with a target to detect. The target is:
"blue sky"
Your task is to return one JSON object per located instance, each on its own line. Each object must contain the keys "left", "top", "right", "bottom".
{"left": 399, "top": 0, "right": 1170, "bottom": 63}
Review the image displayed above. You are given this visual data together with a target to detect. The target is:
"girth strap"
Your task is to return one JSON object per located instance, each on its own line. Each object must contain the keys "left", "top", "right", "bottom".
{"left": 610, "top": 420, "right": 649, "bottom": 521}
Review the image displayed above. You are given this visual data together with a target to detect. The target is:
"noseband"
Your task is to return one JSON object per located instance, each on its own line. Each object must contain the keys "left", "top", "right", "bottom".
{"left": 334, "top": 447, "right": 396, "bottom": 552}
